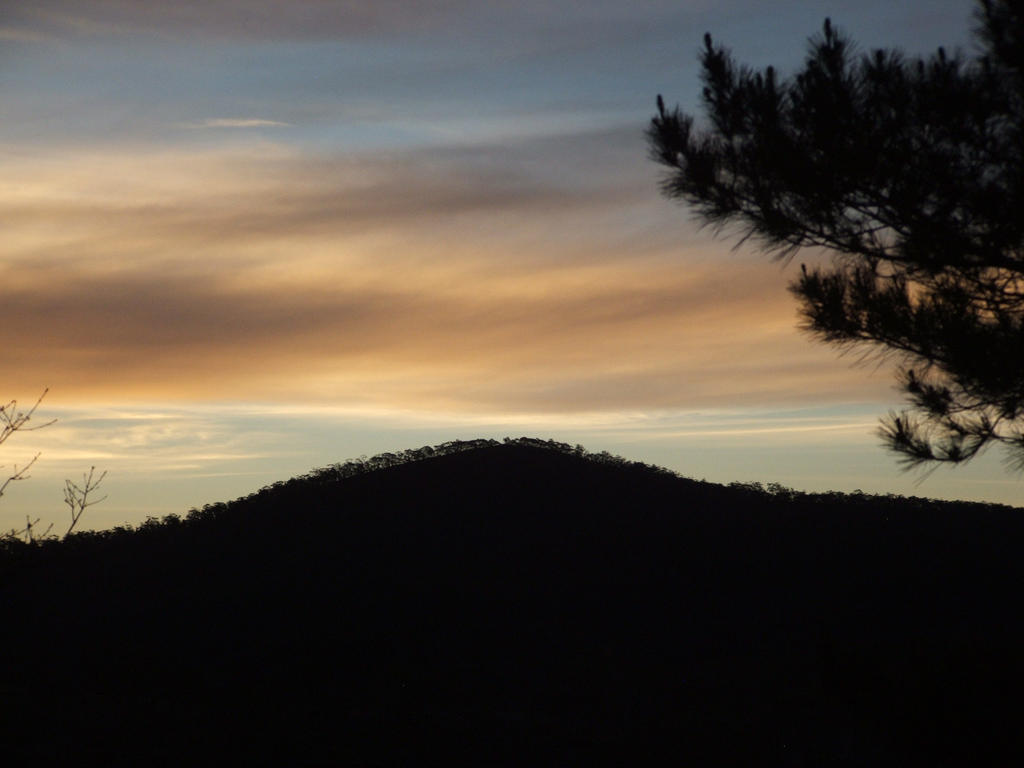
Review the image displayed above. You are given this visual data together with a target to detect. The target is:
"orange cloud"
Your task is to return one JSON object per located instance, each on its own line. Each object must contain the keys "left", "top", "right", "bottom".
{"left": 0, "top": 139, "right": 896, "bottom": 414}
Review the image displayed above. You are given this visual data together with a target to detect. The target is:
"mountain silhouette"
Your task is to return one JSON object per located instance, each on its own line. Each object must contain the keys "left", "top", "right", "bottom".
{"left": 2, "top": 438, "right": 1022, "bottom": 766}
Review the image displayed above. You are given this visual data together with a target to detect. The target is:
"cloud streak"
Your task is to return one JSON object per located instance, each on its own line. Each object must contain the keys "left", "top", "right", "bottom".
{"left": 8, "top": 1, "right": 689, "bottom": 43}
{"left": 0, "top": 123, "right": 898, "bottom": 414}
{"left": 0, "top": 239, "right": 888, "bottom": 412}
{"left": 196, "top": 118, "right": 291, "bottom": 129}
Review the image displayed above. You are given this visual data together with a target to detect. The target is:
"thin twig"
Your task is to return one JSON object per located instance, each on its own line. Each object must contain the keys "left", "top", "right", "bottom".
{"left": 64, "top": 467, "right": 108, "bottom": 537}
{"left": 0, "top": 452, "right": 41, "bottom": 499}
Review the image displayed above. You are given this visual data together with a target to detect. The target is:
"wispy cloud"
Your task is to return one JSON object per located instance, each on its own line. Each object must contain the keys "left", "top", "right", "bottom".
{"left": 5, "top": 1, "right": 505, "bottom": 46}
{"left": 195, "top": 118, "right": 291, "bottom": 129}
{"left": 0, "top": 131, "right": 895, "bottom": 414}
{"left": 0, "top": 25, "right": 49, "bottom": 42}
{"left": 9, "top": 1, "right": 689, "bottom": 43}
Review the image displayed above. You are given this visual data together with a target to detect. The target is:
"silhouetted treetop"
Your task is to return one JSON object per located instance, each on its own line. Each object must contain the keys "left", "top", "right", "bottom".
{"left": 649, "top": 0, "right": 1024, "bottom": 472}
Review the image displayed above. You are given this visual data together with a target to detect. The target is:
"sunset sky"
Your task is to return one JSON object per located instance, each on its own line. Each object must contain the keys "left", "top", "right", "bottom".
{"left": 3, "top": 0, "right": 1017, "bottom": 532}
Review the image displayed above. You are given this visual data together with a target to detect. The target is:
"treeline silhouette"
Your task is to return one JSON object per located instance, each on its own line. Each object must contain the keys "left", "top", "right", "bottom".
{"left": 2, "top": 438, "right": 1022, "bottom": 765}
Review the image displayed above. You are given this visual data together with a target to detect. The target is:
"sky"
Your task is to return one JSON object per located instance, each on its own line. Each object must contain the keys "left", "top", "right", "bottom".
{"left": 2, "top": 0, "right": 1018, "bottom": 533}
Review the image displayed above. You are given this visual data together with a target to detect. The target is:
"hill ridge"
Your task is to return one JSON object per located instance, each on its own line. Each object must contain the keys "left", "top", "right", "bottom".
{"left": 2, "top": 436, "right": 1023, "bottom": 765}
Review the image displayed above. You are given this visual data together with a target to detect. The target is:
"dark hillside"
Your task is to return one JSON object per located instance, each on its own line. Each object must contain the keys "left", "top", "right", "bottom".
{"left": 2, "top": 438, "right": 1023, "bottom": 765}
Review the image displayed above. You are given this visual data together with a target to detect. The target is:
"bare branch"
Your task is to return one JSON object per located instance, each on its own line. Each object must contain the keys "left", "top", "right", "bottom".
{"left": 1, "top": 388, "right": 108, "bottom": 543}
{"left": 63, "top": 467, "right": 108, "bottom": 537}
{"left": 0, "top": 388, "right": 56, "bottom": 446}
{"left": 0, "top": 452, "right": 41, "bottom": 500}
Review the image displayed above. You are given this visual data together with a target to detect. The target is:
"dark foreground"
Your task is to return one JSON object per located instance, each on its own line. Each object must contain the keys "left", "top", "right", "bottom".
{"left": 2, "top": 439, "right": 1023, "bottom": 765}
